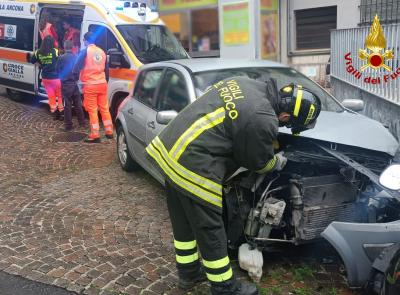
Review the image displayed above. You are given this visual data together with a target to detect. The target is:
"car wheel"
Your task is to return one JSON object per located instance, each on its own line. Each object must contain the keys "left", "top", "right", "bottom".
{"left": 6, "top": 88, "right": 24, "bottom": 102}
{"left": 117, "top": 125, "right": 138, "bottom": 172}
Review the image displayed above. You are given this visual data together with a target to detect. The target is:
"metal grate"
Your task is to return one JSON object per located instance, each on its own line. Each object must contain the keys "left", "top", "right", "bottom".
{"left": 360, "top": 0, "right": 400, "bottom": 26}
{"left": 52, "top": 132, "right": 86, "bottom": 143}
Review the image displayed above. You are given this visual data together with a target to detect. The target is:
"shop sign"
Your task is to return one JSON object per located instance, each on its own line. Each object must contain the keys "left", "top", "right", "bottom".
{"left": 260, "top": 12, "right": 278, "bottom": 59}
{"left": 159, "top": 0, "right": 217, "bottom": 11}
{"left": 343, "top": 15, "right": 399, "bottom": 85}
{"left": 260, "top": 0, "right": 278, "bottom": 11}
{"left": 222, "top": 1, "right": 249, "bottom": 46}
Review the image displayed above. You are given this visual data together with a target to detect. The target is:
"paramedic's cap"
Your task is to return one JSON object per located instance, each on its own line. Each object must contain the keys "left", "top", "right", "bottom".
{"left": 83, "top": 32, "right": 96, "bottom": 44}
{"left": 64, "top": 40, "right": 73, "bottom": 51}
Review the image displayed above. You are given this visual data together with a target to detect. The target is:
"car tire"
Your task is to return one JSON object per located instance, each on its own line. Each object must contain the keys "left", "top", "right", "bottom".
{"left": 6, "top": 88, "right": 24, "bottom": 102}
{"left": 117, "top": 125, "right": 138, "bottom": 172}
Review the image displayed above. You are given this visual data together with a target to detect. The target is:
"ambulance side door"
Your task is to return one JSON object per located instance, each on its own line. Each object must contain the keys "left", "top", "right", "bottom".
{"left": 0, "top": 3, "right": 37, "bottom": 95}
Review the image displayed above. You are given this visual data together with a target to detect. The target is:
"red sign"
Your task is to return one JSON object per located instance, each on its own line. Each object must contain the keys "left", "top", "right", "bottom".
{"left": 0, "top": 24, "right": 4, "bottom": 39}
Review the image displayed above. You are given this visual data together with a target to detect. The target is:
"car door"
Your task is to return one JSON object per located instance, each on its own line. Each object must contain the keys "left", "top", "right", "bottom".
{"left": 145, "top": 68, "right": 190, "bottom": 180}
{"left": 124, "top": 68, "right": 164, "bottom": 167}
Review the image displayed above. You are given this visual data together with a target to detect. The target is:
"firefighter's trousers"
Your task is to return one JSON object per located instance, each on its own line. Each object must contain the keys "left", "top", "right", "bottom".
{"left": 82, "top": 83, "right": 113, "bottom": 139}
{"left": 165, "top": 180, "right": 233, "bottom": 285}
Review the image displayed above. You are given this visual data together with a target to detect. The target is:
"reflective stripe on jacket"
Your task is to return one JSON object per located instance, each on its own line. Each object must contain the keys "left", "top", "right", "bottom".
{"left": 146, "top": 77, "right": 279, "bottom": 212}
{"left": 79, "top": 44, "right": 107, "bottom": 85}
{"left": 31, "top": 48, "right": 59, "bottom": 80}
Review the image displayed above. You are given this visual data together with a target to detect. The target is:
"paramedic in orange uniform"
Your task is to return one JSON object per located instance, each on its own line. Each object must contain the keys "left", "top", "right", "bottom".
{"left": 39, "top": 16, "right": 59, "bottom": 48}
{"left": 62, "top": 20, "right": 80, "bottom": 54}
{"left": 73, "top": 31, "right": 113, "bottom": 143}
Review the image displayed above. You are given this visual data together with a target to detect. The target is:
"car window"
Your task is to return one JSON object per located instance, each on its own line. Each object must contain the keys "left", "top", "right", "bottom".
{"left": 157, "top": 69, "right": 189, "bottom": 112}
{"left": 193, "top": 67, "right": 344, "bottom": 113}
{"left": 134, "top": 69, "right": 163, "bottom": 108}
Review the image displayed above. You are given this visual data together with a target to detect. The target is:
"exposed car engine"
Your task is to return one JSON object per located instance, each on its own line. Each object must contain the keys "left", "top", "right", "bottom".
{"left": 224, "top": 135, "right": 400, "bottom": 249}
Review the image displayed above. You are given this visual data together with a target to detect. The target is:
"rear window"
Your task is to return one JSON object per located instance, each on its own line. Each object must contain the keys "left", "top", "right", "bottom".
{"left": 0, "top": 16, "right": 34, "bottom": 51}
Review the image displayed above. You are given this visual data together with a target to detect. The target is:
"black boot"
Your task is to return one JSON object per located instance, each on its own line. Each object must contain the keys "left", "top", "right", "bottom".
{"left": 52, "top": 110, "right": 60, "bottom": 121}
{"left": 211, "top": 278, "right": 259, "bottom": 295}
{"left": 58, "top": 110, "right": 65, "bottom": 121}
{"left": 178, "top": 267, "right": 207, "bottom": 290}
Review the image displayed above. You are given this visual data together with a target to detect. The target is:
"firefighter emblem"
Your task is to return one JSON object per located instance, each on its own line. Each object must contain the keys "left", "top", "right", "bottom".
{"left": 358, "top": 15, "right": 394, "bottom": 71}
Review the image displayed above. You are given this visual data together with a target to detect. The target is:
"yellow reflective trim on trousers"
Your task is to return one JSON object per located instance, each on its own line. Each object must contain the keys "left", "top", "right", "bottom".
{"left": 293, "top": 85, "right": 303, "bottom": 117}
{"left": 256, "top": 155, "right": 277, "bottom": 174}
{"left": 176, "top": 252, "right": 199, "bottom": 264}
{"left": 146, "top": 143, "right": 223, "bottom": 207}
{"left": 202, "top": 256, "right": 230, "bottom": 269}
{"left": 169, "top": 107, "right": 226, "bottom": 161}
{"left": 174, "top": 239, "right": 197, "bottom": 250}
{"left": 206, "top": 268, "right": 233, "bottom": 282}
{"left": 153, "top": 137, "right": 222, "bottom": 195}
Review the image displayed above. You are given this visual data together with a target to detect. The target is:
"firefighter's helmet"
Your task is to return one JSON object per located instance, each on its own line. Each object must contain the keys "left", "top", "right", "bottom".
{"left": 278, "top": 84, "right": 322, "bottom": 135}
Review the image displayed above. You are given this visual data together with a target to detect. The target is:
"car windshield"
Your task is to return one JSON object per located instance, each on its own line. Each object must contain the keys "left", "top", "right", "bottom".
{"left": 193, "top": 67, "right": 344, "bottom": 112}
{"left": 117, "top": 25, "right": 188, "bottom": 63}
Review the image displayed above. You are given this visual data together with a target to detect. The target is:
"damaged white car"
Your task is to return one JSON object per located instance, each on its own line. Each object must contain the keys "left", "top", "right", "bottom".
{"left": 115, "top": 59, "right": 400, "bottom": 294}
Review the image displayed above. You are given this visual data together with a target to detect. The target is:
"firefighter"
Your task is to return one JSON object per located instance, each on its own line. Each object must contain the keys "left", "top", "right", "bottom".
{"left": 30, "top": 35, "right": 64, "bottom": 120}
{"left": 146, "top": 77, "right": 321, "bottom": 294}
{"left": 73, "top": 32, "right": 113, "bottom": 143}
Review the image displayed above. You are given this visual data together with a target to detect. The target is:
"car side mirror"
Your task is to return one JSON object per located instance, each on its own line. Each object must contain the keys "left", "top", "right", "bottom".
{"left": 108, "top": 48, "right": 130, "bottom": 69}
{"left": 156, "top": 110, "right": 178, "bottom": 125}
{"left": 342, "top": 99, "right": 364, "bottom": 112}
{"left": 379, "top": 164, "right": 400, "bottom": 191}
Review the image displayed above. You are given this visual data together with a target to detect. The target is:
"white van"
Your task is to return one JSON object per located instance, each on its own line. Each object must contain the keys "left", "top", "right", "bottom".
{"left": 0, "top": 0, "right": 188, "bottom": 116}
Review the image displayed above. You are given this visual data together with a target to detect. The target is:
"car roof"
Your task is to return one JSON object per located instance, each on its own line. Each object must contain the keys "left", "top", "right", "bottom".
{"left": 147, "top": 58, "right": 288, "bottom": 73}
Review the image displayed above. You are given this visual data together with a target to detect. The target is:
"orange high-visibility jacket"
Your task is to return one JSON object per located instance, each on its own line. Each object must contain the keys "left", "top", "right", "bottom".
{"left": 73, "top": 44, "right": 108, "bottom": 85}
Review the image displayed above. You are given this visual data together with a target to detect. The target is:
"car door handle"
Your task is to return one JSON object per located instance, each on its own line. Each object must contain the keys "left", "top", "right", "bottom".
{"left": 128, "top": 108, "right": 134, "bottom": 115}
{"left": 147, "top": 121, "right": 155, "bottom": 129}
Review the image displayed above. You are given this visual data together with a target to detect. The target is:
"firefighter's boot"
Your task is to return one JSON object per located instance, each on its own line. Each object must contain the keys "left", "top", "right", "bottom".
{"left": 211, "top": 278, "right": 259, "bottom": 295}
{"left": 178, "top": 267, "right": 207, "bottom": 290}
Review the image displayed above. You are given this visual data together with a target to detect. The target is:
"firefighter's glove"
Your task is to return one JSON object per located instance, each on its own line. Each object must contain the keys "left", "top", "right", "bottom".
{"left": 274, "top": 151, "right": 287, "bottom": 171}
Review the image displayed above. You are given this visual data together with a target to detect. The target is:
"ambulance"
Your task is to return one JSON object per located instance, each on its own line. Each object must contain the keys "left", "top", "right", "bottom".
{"left": 0, "top": 0, "right": 188, "bottom": 116}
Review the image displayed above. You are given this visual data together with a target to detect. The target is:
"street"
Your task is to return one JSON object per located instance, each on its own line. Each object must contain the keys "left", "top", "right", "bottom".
{"left": 0, "top": 88, "right": 362, "bottom": 295}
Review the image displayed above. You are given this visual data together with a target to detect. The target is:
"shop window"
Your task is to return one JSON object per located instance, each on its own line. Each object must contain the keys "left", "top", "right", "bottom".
{"left": 191, "top": 8, "right": 219, "bottom": 54}
{"left": 157, "top": 69, "right": 189, "bottom": 112}
{"left": 0, "top": 16, "right": 34, "bottom": 51}
{"left": 295, "top": 6, "right": 337, "bottom": 50}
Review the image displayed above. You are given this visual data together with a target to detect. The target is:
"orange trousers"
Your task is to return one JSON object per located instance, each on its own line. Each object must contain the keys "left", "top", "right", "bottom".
{"left": 83, "top": 83, "right": 113, "bottom": 139}
{"left": 42, "top": 79, "right": 63, "bottom": 113}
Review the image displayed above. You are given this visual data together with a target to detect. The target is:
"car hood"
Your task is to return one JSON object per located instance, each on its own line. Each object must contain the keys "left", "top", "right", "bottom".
{"left": 279, "top": 111, "right": 399, "bottom": 156}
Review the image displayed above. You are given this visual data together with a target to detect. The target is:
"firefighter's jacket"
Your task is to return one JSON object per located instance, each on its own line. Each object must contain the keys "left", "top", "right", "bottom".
{"left": 146, "top": 77, "right": 279, "bottom": 212}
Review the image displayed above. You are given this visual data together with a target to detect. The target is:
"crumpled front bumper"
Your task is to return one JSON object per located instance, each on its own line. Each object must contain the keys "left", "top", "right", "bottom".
{"left": 321, "top": 220, "right": 400, "bottom": 288}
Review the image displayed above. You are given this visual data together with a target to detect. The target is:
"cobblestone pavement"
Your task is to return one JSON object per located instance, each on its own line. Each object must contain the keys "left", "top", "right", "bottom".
{"left": 0, "top": 89, "right": 359, "bottom": 295}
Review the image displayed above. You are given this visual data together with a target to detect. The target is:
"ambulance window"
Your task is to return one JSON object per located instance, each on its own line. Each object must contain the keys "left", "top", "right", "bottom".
{"left": 88, "top": 25, "right": 121, "bottom": 53}
{"left": 157, "top": 70, "right": 188, "bottom": 112}
{"left": 0, "top": 17, "right": 34, "bottom": 51}
{"left": 135, "top": 69, "right": 163, "bottom": 108}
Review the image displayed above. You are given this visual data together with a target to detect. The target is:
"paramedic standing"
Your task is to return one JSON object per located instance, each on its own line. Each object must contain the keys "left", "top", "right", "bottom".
{"left": 39, "top": 16, "right": 59, "bottom": 48}
{"left": 31, "top": 35, "right": 64, "bottom": 120}
{"left": 146, "top": 78, "right": 322, "bottom": 295}
{"left": 56, "top": 40, "right": 86, "bottom": 131}
{"left": 62, "top": 20, "right": 80, "bottom": 54}
{"left": 73, "top": 32, "right": 113, "bottom": 143}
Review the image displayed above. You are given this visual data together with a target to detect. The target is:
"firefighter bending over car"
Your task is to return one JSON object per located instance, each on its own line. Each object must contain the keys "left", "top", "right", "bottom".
{"left": 146, "top": 77, "right": 322, "bottom": 294}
